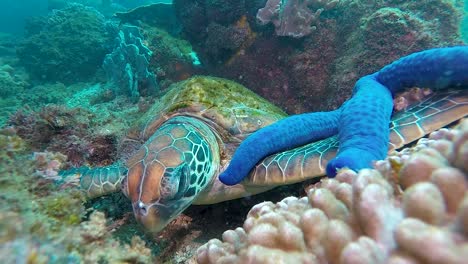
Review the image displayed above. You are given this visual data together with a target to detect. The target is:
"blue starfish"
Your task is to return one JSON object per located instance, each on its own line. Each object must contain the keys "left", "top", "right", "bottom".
{"left": 219, "top": 46, "right": 468, "bottom": 185}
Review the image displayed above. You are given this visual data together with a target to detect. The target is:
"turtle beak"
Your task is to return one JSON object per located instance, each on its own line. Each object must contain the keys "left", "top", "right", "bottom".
{"left": 133, "top": 201, "right": 174, "bottom": 233}
{"left": 129, "top": 163, "right": 196, "bottom": 233}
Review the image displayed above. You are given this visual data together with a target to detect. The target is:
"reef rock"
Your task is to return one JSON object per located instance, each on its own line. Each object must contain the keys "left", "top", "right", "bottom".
{"left": 16, "top": 4, "right": 114, "bottom": 84}
{"left": 173, "top": 0, "right": 463, "bottom": 113}
{"left": 256, "top": 0, "right": 339, "bottom": 38}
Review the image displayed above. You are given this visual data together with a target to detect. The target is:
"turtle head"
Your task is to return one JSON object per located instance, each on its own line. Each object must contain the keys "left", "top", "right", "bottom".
{"left": 123, "top": 117, "right": 219, "bottom": 232}
{"left": 130, "top": 162, "right": 193, "bottom": 232}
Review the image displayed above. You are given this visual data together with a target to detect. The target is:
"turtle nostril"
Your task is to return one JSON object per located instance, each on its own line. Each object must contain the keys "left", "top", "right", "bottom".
{"left": 138, "top": 201, "right": 148, "bottom": 216}
{"left": 140, "top": 206, "right": 147, "bottom": 215}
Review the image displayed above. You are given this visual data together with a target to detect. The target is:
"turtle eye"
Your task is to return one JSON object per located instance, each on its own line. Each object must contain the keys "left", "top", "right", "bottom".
{"left": 160, "top": 164, "right": 190, "bottom": 202}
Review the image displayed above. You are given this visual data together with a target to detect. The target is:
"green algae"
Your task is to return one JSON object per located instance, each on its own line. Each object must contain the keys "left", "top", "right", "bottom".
{"left": 135, "top": 76, "right": 287, "bottom": 141}
{"left": 38, "top": 189, "right": 86, "bottom": 227}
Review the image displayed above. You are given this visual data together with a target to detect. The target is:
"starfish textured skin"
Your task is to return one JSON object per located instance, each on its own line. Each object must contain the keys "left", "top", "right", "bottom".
{"left": 219, "top": 46, "right": 468, "bottom": 185}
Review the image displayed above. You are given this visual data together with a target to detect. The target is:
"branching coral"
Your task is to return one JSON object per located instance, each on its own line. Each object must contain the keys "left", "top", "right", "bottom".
{"left": 103, "top": 24, "right": 158, "bottom": 98}
{"left": 197, "top": 119, "right": 468, "bottom": 263}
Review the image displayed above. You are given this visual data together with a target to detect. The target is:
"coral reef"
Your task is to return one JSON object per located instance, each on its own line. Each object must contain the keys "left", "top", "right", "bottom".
{"left": 7, "top": 104, "right": 118, "bottom": 167}
{"left": 326, "top": 0, "right": 463, "bottom": 109}
{"left": 0, "top": 128, "right": 26, "bottom": 154}
{"left": 283, "top": 28, "right": 337, "bottom": 111}
{"left": 0, "top": 126, "right": 157, "bottom": 262}
{"left": 0, "top": 64, "right": 30, "bottom": 125}
{"left": 360, "top": 7, "right": 431, "bottom": 67}
{"left": 207, "top": 18, "right": 338, "bottom": 113}
{"left": 21, "top": 83, "right": 72, "bottom": 108}
{"left": 0, "top": 33, "right": 18, "bottom": 57}
{"left": 33, "top": 151, "right": 69, "bottom": 181}
{"left": 257, "top": 0, "right": 339, "bottom": 38}
{"left": 110, "top": 3, "right": 198, "bottom": 90}
{"left": 205, "top": 0, "right": 247, "bottom": 26}
{"left": 0, "top": 131, "right": 85, "bottom": 262}
{"left": 47, "top": 0, "right": 126, "bottom": 17}
{"left": 3, "top": 81, "right": 145, "bottom": 167}
{"left": 145, "top": 28, "right": 197, "bottom": 90}
{"left": 16, "top": 4, "right": 114, "bottom": 84}
{"left": 174, "top": 0, "right": 248, "bottom": 42}
{"left": 0, "top": 64, "right": 28, "bottom": 97}
{"left": 173, "top": 0, "right": 462, "bottom": 113}
{"left": 206, "top": 15, "right": 256, "bottom": 63}
{"left": 103, "top": 24, "right": 158, "bottom": 98}
{"left": 1, "top": 2, "right": 465, "bottom": 262}
{"left": 174, "top": 0, "right": 209, "bottom": 42}
{"left": 1, "top": 82, "right": 113, "bottom": 128}
{"left": 70, "top": 211, "right": 153, "bottom": 263}
{"left": 197, "top": 119, "right": 468, "bottom": 263}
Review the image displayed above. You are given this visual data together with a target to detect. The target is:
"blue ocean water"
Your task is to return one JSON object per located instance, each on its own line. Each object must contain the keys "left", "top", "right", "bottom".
{"left": 0, "top": 0, "right": 48, "bottom": 34}
{"left": 0, "top": 0, "right": 172, "bottom": 34}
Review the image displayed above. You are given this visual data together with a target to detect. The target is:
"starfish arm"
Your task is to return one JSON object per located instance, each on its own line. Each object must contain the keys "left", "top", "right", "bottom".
{"left": 326, "top": 46, "right": 468, "bottom": 176}
{"left": 326, "top": 74, "right": 393, "bottom": 176}
{"left": 377, "top": 46, "right": 468, "bottom": 94}
{"left": 219, "top": 110, "right": 340, "bottom": 185}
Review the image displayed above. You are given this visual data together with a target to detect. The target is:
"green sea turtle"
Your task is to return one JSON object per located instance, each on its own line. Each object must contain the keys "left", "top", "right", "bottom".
{"left": 74, "top": 76, "right": 467, "bottom": 232}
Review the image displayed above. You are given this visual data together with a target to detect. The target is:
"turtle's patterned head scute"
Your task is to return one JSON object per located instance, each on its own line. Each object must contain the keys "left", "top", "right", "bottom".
{"left": 123, "top": 116, "right": 219, "bottom": 232}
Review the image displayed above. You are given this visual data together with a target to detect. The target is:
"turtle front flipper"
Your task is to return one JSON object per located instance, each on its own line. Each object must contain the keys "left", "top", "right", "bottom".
{"left": 62, "top": 165, "right": 128, "bottom": 199}
{"left": 248, "top": 89, "right": 467, "bottom": 185}
{"left": 248, "top": 136, "right": 339, "bottom": 185}
{"left": 219, "top": 110, "right": 341, "bottom": 185}
{"left": 389, "top": 89, "right": 468, "bottom": 150}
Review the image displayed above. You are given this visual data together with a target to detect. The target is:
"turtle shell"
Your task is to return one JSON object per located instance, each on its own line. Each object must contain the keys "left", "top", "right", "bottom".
{"left": 121, "top": 76, "right": 466, "bottom": 204}
{"left": 131, "top": 75, "right": 287, "bottom": 157}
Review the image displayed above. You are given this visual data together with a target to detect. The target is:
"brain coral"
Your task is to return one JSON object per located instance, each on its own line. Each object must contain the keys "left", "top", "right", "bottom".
{"left": 197, "top": 119, "right": 468, "bottom": 264}
{"left": 16, "top": 4, "right": 113, "bottom": 84}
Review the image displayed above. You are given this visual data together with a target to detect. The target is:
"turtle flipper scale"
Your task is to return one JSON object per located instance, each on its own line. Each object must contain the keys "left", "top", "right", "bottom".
{"left": 389, "top": 89, "right": 468, "bottom": 150}
{"left": 248, "top": 136, "right": 339, "bottom": 185}
{"left": 62, "top": 165, "right": 128, "bottom": 198}
{"left": 219, "top": 110, "right": 340, "bottom": 185}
